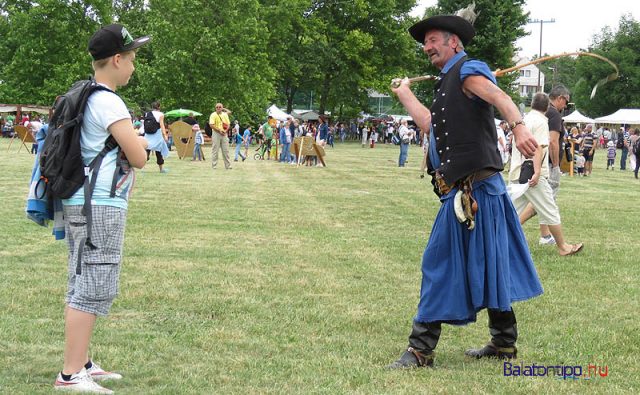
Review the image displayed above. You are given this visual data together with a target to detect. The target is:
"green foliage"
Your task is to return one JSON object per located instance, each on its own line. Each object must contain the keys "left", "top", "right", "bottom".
{"left": 0, "top": 0, "right": 110, "bottom": 104}
{"left": 572, "top": 14, "right": 640, "bottom": 118}
{"left": 1, "top": 0, "right": 416, "bottom": 123}
{"left": 539, "top": 56, "right": 578, "bottom": 94}
{"left": 7, "top": 1, "right": 637, "bottom": 125}
{"left": 264, "top": 0, "right": 417, "bottom": 120}
{"left": 128, "top": 0, "right": 275, "bottom": 122}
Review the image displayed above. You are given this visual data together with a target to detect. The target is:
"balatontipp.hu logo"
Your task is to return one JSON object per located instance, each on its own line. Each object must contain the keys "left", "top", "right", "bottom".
{"left": 503, "top": 361, "right": 609, "bottom": 380}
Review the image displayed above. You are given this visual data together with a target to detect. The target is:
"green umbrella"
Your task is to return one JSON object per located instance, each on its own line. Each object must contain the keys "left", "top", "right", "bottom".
{"left": 165, "top": 108, "right": 202, "bottom": 118}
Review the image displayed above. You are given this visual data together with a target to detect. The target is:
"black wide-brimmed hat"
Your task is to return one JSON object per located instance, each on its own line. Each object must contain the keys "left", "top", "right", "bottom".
{"left": 409, "top": 15, "right": 475, "bottom": 45}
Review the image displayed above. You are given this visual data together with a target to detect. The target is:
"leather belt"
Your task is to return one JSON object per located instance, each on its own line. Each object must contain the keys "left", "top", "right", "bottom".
{"left": 473, "top": 169, "right": 497, "bottom": 182}
{"left": 435, "top": 169, "right": 497, "bottom": 196}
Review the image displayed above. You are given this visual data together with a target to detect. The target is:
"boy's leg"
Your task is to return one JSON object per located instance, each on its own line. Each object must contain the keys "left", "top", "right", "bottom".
{"left": 63, "top": 307, "right": 97, "bottom": 375}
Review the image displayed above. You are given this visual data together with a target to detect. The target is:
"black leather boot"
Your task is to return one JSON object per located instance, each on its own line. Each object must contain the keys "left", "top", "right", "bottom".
{"left": 386, "top": 321, "right": 441, "bottom": 369}
{"left": 465, "top": 309, "right": 518, "bottom": 360}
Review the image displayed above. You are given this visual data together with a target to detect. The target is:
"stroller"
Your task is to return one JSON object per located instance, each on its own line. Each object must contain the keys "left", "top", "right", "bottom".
{"left": 254, "top": 137, "right": 276, "bottom": 160}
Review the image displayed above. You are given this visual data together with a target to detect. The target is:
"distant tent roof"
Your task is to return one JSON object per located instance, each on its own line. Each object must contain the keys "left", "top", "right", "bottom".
{"left": 0, "top": 105, "right": 18, "bottom": 112}
{"left": 390, "top": 114, "right": 412, "bottom": 123}
{"left": 563, "top": 110, "right": 595, "bottom": 124}
{"left": 22, "top": 106, "right": 50, "bottom": 115}
{"left": 292, "top": 110, "right": 320, "bottom": 121}
{"left": 0, "top": 104, "right": 49, "bottom": 114}
{"left": 594, "top": 109, "right": 640, "bottom": 125}
{"left": 266, "top": 104, "right": 291, "bottom": 121}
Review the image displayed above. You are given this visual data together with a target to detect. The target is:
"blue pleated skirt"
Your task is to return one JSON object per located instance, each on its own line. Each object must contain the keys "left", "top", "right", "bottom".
{"left": 415, "top": 173, "right": 543, "bottom": 325}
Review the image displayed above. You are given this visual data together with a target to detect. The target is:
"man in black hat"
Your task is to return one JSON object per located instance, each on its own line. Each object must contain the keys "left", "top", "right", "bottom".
{"left": 387, "top": 11, "right": 543, "bottom": 369}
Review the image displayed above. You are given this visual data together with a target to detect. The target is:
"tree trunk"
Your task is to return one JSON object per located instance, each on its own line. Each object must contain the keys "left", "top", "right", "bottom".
{"left": 286, "top": 86, "right": 297, "bottom": 114}
{"left": 319, "top": 73, "right": 331, "bottom": 115}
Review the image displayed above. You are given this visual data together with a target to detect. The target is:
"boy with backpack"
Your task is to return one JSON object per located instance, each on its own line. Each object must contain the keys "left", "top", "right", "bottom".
{"left": 51, "top": 24, "right": 150, "bottom": 394}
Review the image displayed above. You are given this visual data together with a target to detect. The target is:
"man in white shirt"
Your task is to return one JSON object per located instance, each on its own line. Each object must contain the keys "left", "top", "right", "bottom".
{"left": 510, "top": 93, "right": 582, "bottom": 257}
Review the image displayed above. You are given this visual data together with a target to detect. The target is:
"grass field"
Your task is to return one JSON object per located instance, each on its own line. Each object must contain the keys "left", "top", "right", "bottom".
{"left": 1, "top": 137, "right": 639, "bottom": 394}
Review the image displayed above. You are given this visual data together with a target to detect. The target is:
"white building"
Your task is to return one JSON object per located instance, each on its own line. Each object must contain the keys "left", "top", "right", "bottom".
{"left": 513, "top": 56, "right": 545, "bottom": 97}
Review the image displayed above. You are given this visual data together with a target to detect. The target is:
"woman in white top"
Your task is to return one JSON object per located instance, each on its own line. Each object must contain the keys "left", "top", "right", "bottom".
{"left": 361, "top": 124, "right": 369, "bottom": 147}
{"left": 143, "top": 101, "right": 170, "bottom": 173}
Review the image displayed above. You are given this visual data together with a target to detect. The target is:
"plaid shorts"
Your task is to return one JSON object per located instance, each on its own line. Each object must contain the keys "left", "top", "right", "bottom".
{"left": 64, "top": 205, "right": 127, "bottom": 316}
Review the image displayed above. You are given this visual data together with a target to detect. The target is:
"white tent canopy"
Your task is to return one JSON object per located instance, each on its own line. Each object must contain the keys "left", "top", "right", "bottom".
{"left": 0, "top": 105, "right": 18, "bottom": 113}
{"left": 22, "top": 106, "right": 50, "bottom": 115}
{"left": 0, "top": 105, "right": 49, "bottom": 114}
{"left": 594, "top": 109, "right": 640, "bottom": 125}
{"left": 266, "top": 104, "right": 291, "bottom": 121}
{"left": 390, "top": 114, "right": 412, "bottom": 123}
{"left": 563, "top": 110, "right": 595, "bottom": 124}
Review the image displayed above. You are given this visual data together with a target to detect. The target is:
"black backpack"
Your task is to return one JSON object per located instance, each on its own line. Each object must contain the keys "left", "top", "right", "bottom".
{"left": 143, "top": 111, "right": 160, "bottom": 134}
{"left": 38, "top": 77, "right": 122, "bottom": 275}
{"left": 39, "top": 78, "right": 118, "bottom": 199}
{"left": 204, "top": 121, "right": 213, "bottom": 137}
{"left": 616, "top": 135, "right": 625, "bottom": 149}
{"left": 633, "top": 137, "right": 640, "bottom": 155}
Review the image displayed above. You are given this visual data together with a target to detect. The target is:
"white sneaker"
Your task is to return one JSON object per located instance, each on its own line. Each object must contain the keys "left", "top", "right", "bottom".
{"left": 87, "top": 361, "right": 123, "bottom": 381}
{"left": 54, "top": 368, "right": 113, "bottom": 394}
{"left": 539, "top": 235, "right": 556, "bottom": 245}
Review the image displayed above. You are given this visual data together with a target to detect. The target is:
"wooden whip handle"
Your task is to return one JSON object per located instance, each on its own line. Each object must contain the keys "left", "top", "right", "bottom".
{"left": 390, "top": 75, "right": 440, "bottom": 88}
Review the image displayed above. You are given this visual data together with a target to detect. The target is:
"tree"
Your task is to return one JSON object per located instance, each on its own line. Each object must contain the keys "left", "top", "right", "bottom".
{"left": 0, "top": 0, "right": 112, "bottom": 105}
{"left": 263, "top": 0, "right": 417, "bottom": 119}
{"left": 128, "top": 0, "right": 275, "bottom": 123}
{"left": 539, "top": 56, "right": 577, "bottom": 94}
{"left": 572, "top": 14, "right": 640, "bottom": 118}
{"left": 0, "top": 0, "right": 542, "bottom": 124}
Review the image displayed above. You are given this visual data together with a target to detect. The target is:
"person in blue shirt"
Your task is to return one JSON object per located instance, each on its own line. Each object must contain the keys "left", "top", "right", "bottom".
{"left": 387, "top": 10, "right": 542, "bottom": 369}
{"left": 279, "top": 118, "right": 293, "bottom": 163}
{"left": 192, "top": 124, "right": 205, "bottom": 161}
{"left": 234, "top": 123, "right": 246, "bottom": 161}
{"left": 241, "top": 126, "right": 252, "bottom": 160}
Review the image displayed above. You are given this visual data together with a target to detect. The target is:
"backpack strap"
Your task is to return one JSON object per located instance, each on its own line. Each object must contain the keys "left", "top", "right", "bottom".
{"left": 110, "top": 150, "right": 122, "bottom": 198}
{"left": 75, "top": 134, "right": 119, "bottom": 275}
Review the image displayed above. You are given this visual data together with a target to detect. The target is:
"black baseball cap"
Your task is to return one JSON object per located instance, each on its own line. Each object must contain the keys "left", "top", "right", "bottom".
{"left": 88, "top": 24, "right": 151, "bottom": 60}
